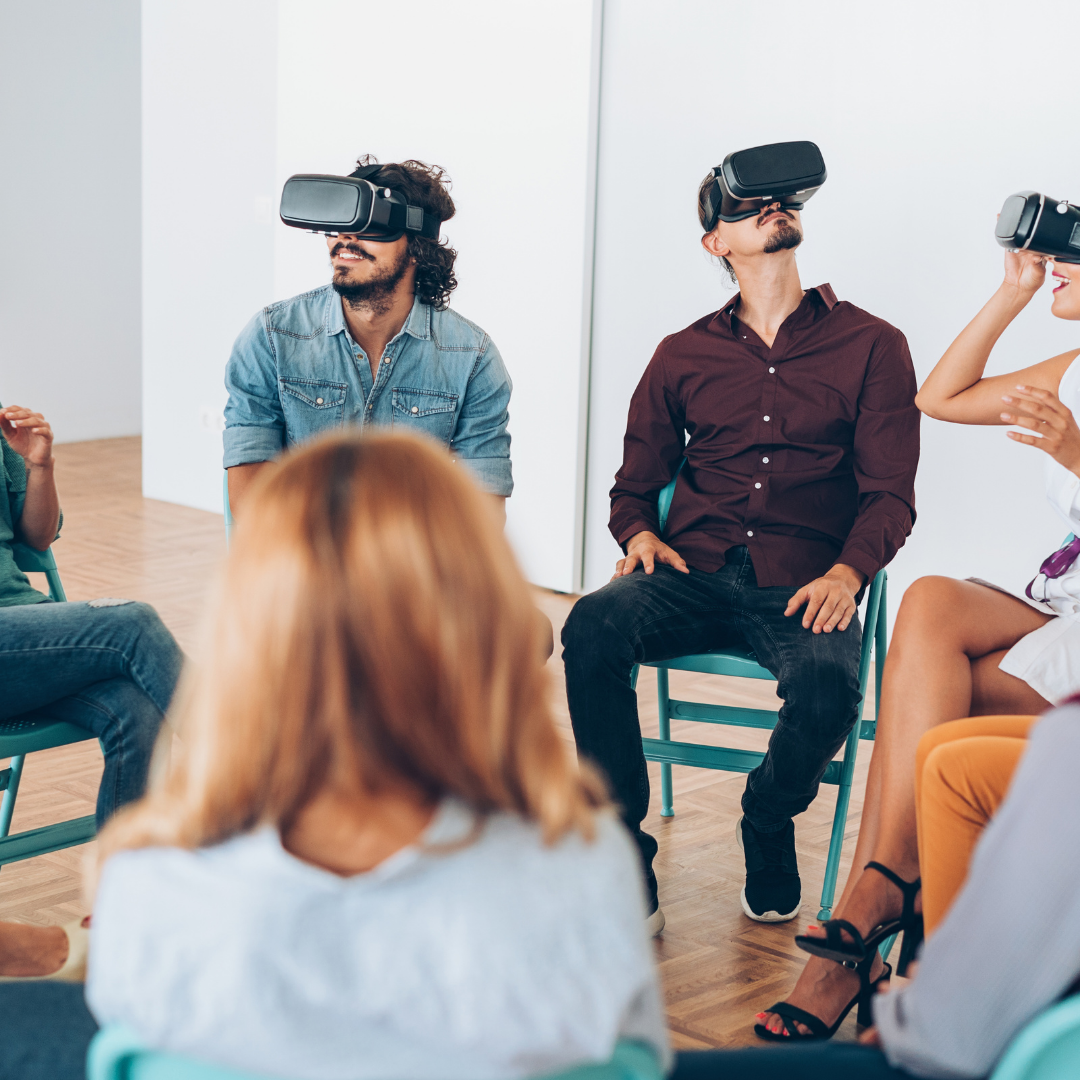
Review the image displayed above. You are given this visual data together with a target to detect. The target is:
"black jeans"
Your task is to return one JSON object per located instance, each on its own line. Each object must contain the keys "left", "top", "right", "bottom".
{"left": 562, "top": 548, "right": 863, "bottom": 886}
{"left": 0, "top": 983, "right": 97, "bottom": 1080}
{"left": 671, "top": 1044, "right": 920, "bottom": 1079}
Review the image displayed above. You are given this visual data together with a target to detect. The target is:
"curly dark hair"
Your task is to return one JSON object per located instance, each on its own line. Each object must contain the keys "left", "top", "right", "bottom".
{"left": 354, "top": 155, "right": 458, "bottom": 309}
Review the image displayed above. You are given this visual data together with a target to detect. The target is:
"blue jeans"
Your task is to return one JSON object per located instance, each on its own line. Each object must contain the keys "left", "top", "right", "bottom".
{"left": 0, "top": 601, "right": 183, "bottom": 825}
{"left": 562, "top": 547, "right": 863, "bottom": 889}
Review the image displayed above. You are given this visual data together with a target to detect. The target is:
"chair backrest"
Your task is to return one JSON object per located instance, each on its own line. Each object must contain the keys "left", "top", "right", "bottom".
{"left": 87, "top": 1028, "right": 663, "bottom": 1080}
{"left": 657, "top": 459, "right": 686, "bottom": 535}
{"left": 990, "top": 996, "right": 1080, "bottom": 1080}
{"left": 10, "top": 542, "right": 67, "bottom": 602}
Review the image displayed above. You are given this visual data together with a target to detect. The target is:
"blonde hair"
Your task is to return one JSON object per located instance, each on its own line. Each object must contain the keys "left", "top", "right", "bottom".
{"left": 96, "top": 432, "right": 605, "bottom": 869}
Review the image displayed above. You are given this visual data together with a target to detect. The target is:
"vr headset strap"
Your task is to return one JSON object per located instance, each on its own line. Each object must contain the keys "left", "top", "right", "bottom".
{"left": 349, "top": 166, "right": 440, "bottom": 239}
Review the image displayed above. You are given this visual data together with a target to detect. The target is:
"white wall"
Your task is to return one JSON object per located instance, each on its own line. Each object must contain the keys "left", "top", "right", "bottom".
{"left": 141, "top": 0, "right": 277, "bottom": 510}
{"left": 583, "top": 0, "right": 1080, "bottom": 618}
{"left": 0, "top": 0, "right": 141, "bottom": 443}
{"left": 274, "top": 0, "right": 599, "bottom": 592}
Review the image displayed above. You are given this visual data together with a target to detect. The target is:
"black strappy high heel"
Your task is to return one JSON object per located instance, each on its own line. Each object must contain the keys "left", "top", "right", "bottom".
{"left": 794, "top": 861, "right": 924, "bottom": 977}
{"left": 754, "top": 956, "right": 892, "bottom": 1041}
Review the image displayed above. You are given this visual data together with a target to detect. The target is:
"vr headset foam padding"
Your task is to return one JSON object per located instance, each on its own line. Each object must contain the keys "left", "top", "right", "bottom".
{"left": 279, "top": 165, "right": 440, "bottom": 242}
{"left": 996, "top": 191, "right": 1080, "bottom": 264}
{"left": 703, "top": 140, "right": 827, "bottom": 230}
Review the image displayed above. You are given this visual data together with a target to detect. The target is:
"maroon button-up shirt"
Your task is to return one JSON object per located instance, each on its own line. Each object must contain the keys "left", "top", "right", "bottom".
{"left": 609, "top": 284, "right": 920, "bottom": 588}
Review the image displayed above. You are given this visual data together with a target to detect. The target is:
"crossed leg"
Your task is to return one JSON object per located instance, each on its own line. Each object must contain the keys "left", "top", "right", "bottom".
{"left": 758, "top": 577, "right": 1052, "bottom": 1036}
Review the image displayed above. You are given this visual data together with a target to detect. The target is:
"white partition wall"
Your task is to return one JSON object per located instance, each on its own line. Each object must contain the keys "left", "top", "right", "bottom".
{"left": 583, "top": 0, "right": 1080, "bottom": 610}
{"left": 141, "top": 0, "right": 278, "bottom": 510}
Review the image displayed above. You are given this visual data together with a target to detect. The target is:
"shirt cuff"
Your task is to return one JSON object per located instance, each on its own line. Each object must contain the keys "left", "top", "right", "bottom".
{"left": 223, "top": 425, "right": 284, "bottom": 469}
{"left": 458, "top": 455, "right": 514, "bottom": 497}
{"left": 613, "top": 518, "right": 661, "bottom": 551}
{"left": 834, "top": 546, "right": 880, "bottom": 587}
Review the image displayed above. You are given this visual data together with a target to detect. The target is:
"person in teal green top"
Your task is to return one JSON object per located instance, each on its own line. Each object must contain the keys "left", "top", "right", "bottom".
{"left": 0, "top": 403, "right": 62, "bottom": 604}
{"left": 0, "top": 400, "right": 184, "bottom": 979}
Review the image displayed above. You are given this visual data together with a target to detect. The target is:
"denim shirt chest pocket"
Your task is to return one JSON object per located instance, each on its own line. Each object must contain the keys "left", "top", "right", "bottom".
{"left": 391, "top": 387, "right": 459, "bottom": 445}
{"left": 279, "top": 377, "right": 348, "bottom": 444}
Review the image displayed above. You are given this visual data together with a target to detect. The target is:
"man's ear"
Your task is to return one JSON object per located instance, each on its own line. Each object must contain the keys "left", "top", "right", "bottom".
{"left": 701, "top": 229, "right": 731, "bottom": 260}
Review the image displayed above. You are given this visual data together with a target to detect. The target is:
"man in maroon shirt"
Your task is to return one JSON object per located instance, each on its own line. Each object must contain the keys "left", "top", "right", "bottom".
{"left": 562, "top": 158, "right": 920, "bottom": 935}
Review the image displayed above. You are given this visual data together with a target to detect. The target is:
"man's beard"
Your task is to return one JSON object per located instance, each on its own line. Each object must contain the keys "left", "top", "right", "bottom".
{"left": 762, "top": 218, "right": 803, "bottom": 254}
{"left": 331, "top": 246, "right": 411, "bottom": 315}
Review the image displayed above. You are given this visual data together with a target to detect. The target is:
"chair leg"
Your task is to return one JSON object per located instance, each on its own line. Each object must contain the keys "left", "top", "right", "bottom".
{"left": 656, "top": 668, "right": 674, "bottom": 817}
{"left": 0, "top": 755, "right": 25, "bottom": 841}
{"left": 818, "top": 722, "right": 861, "bottom": 921}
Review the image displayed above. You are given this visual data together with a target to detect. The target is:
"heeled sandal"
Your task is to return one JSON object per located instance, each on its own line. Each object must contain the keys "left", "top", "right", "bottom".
{"left": 754, "top": 956, "right": 892, "bottom": 1041}
{"left": 794, "top": 861, "right": 924, "bottom": 976}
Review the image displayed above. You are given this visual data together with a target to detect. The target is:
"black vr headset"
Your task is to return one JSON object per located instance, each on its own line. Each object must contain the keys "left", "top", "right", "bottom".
{"left": 701, "top": 140, "right": 827, "bottom": 231}
{"left": 279, "top": 164, "right": 441, "bottom": 242}
{"left": 995, "top": 191, "right": 1080, "bottom": 264}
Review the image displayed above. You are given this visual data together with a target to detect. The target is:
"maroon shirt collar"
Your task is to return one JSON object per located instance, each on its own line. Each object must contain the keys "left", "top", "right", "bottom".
{"left": 711, "top": 283, "right": 838, "bottom": 336}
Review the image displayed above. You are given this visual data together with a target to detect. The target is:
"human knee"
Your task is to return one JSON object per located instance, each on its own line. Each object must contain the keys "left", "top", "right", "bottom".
{"left": 561, "top": 588, "right": 632, "bottom": 658}
{"left": 896, "top": 576, "right": 965, "bottom": 633}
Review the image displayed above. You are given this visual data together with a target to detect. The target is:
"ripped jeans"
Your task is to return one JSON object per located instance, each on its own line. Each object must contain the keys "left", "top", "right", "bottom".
{"left": 0, "top": 600, "right": 184, "bottom": 825}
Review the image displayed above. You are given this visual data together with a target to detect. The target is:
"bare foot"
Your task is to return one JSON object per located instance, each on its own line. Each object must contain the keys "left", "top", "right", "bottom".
{"left": 757, "top": 950, "right": 887, "bottom": 1036}
{"left": 0, "top": 922, "right": 69, "bottom": 977}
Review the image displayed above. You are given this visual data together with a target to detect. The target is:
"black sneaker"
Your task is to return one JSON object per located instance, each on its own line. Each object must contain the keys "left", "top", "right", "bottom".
{"left": 736, "top": 815, "right": 801, "bottom": 922}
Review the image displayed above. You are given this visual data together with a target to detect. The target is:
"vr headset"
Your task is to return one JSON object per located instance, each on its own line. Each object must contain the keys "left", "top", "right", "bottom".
{"left": 279, "top": 164, "right": 441, "bottom": 242}
{"left": 995, "top": 191, "right": 1080, "bottom": 264}
{"left": 701, "top": 140, "right": 827, "bottom": 231}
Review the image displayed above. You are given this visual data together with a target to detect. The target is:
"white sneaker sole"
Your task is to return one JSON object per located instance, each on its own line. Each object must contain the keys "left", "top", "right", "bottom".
{"left": 735, "top": 816, "right": 802, "bottom": 923}
{"left": 646, "top": 906, "right": 666, "bottom": 937}
{"left": 739, "top": 886, "right": 801, "bottom": 923}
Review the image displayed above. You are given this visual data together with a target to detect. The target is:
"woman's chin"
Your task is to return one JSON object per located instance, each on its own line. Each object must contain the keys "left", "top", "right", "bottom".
{"left": 1050, "top": 289, "right": 1080, "bottom": 320}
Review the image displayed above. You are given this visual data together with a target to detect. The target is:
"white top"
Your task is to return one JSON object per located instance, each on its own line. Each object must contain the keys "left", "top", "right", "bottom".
{"left": 86, "top": 801, "right": 669, "bottom": 1080}
{"left": 1027, "top": 353, "right": 1080, "bottom": 613}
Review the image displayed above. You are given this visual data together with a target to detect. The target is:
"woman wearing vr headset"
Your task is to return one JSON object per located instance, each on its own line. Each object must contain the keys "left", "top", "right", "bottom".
{"left": 756, "top": 203, "right": 1080, "bottom": 1063}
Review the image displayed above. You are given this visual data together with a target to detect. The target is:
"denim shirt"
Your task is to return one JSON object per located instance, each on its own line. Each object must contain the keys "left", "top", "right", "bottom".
{"left": 224, "top": 288, "right": 513, "bottom": 495}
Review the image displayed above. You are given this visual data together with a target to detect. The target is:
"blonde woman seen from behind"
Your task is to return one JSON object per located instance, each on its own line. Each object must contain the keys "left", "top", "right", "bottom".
{"left": 85, "top": 432, "right": 669, "bottom": 1080}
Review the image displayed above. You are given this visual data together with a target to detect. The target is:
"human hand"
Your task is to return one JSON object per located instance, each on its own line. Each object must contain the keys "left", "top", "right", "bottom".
{"left": 0, "top": 406, "right": 53, "bottom": 468}
{"left": 612, "top": 531, "right": 689, "bottom": 579}
{"left": 859, "top": 1026, "right": 882, "bottom": 1047}
{"left": 1003, "top": 248, "right": 1048, "bottom": 295}
{"left": 1001, "top": 385, "right": 1080, "bottom": 476}
{"left": 785, "top": 563, "right": 864, "bottom": 633}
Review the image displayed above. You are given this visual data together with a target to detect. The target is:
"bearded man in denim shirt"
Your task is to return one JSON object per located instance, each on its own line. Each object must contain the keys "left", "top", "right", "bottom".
{"left": 224, "top": 157, "right": 513, "bottom": 514}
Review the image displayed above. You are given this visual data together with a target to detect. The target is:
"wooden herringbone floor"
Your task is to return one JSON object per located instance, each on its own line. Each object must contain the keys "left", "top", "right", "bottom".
{"left": 2, "top": 436, "right": 877, "bottom": 1048}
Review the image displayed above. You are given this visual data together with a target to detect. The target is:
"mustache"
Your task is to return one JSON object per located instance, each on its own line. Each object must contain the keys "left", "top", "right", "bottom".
{"left": 330, "top": 243, "right": 375, "bottom": 260}
{"left": 758, "top": 208, "right": 795, "bottom": 226}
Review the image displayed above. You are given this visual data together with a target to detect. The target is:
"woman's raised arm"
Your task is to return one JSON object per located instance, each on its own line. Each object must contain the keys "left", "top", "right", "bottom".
{"left": 916, "top": 250, "right": 1077, "bottom": 424}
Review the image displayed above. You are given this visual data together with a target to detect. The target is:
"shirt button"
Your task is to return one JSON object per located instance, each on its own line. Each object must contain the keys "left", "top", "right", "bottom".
{"left": 763, "top": 415, "right": 770, "bottom": 422}
{"left": 768, "top": 366, "right": 775, "bottom": 374}
{"left": 315, "top": 397, "right": 324, "bottom": 405}
{"left": 747, "top": 530, "right": 754, "bottom": 537}
{"left": 754, "top": 482, "right": 761, "bottom": 489}
{"left": 383, "top": 357, "right": 391, "bottom": 364}
{"left": 762, "top": 456, "right": 769, "bottom": 464}
{"left": 411, "top": 406, "right": 419, "bottom": 414}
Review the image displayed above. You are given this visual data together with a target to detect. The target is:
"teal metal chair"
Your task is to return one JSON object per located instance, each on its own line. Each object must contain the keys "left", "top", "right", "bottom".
{"left": 0, "top": 544, "right": 98, "bottom": 866}
{"left": 87, "top": 1027, "right": 664, "bottom": 1080}
{"left": 631, "top": 472, "right": 887, "bottom": 920}
{"left": 990, "top": 996, "right": 1080, "bottom": 1080}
